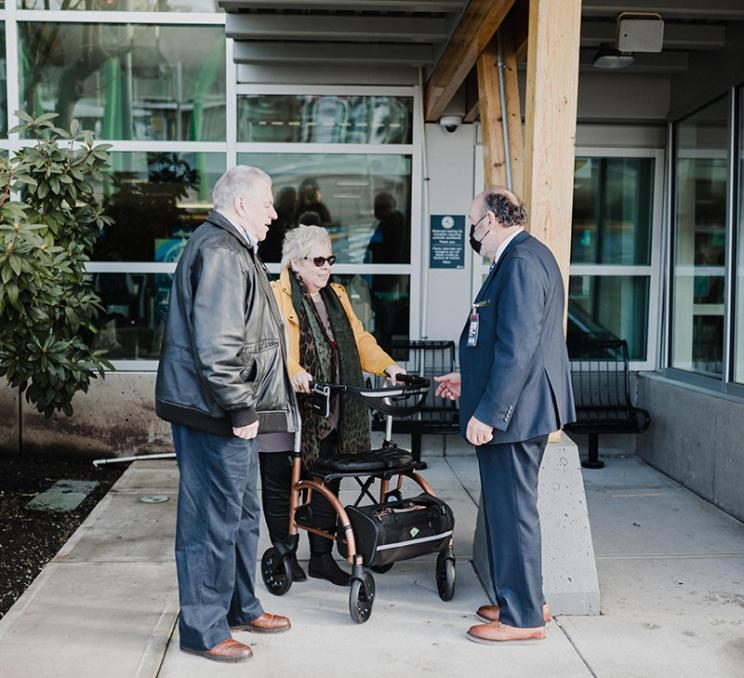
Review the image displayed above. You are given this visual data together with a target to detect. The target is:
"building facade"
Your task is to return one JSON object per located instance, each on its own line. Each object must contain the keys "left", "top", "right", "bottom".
{"left": 1, "top": 1, "right": 744, "bottom": 520}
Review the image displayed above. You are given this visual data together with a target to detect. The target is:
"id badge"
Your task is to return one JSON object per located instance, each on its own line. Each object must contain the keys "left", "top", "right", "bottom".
{"left": 466, "top": 300, "right": 490, "bottom": 348}
{"left": 467, "top": 310, "right": 479, "bottom": 347}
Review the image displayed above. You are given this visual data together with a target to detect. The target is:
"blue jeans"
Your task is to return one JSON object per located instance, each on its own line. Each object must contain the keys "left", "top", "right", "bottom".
{"left": 172, "top": 423, "right": 264, "bottom": 651}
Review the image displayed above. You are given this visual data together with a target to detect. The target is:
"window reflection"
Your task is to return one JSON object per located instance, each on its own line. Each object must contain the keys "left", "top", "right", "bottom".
{"left": 92, "top": 272, "right": 172, "bottom": 361}
{"left": 240, "top": 153, "right": 412, "bottom": 264}
{"left": 672, "top": 97, "right": 728, "bottom": 377}
{"left": 567, "top": 276, "right": 649, "bottom": 361}
{"left": 18, "top": 1, "right": 219, "bottom": 11}
{"left": 238, "top": 95, "right": 413, "bottom": 144}
{"left": 572, "top": 157, "right": 653, "bottom": 265}
{"left": 333, "top": 274, "right": 410, "bottom": 354}
{"left": 93, "top": 152, "right": 226, "bottom": 262}
{"left": 19, "top": 23, "right": 226, "bottom": 141}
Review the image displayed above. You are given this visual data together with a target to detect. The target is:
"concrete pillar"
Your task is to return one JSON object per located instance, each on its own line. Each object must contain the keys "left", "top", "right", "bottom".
{"left": 472, "top": 432, "right": 600, "bottom": 615}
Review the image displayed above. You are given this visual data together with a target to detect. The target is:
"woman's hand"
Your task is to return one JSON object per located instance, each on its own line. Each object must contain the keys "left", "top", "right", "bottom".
{"left": 384, "top": 364, "right": 406, "bottom": 385}
{"left": 292, "top": 370, "right": 313, "bottom": 394}
{"left": 434, "top": 372, "right": 461, "bottom": 400}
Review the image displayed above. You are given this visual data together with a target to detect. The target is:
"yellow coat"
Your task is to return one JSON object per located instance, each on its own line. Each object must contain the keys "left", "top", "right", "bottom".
{"left": 271, "top": 268, "right": 396, "bottom": 380}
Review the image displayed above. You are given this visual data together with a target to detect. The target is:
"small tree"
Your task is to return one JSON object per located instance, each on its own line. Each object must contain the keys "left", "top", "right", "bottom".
{"left": 0, "top": 112, "right": 113, "bottom": 418}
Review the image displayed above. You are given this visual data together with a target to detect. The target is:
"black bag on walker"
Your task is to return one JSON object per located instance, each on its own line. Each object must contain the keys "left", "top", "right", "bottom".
{"left": 337, "top": 494, "right": 454, "bottom": 568}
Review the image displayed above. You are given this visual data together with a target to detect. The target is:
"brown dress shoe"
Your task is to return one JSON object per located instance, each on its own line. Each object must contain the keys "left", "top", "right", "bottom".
{"left": 476, "top": 602, "right": 552, "bottom": 624}
{"left": 181, "top": 638, "right": 253, "bottom": 663}
{"left": 231, "top": 612, "right": 291, "bottom": 634}
{"left": 467, "top": 621, "right": 546, "bottom": 645}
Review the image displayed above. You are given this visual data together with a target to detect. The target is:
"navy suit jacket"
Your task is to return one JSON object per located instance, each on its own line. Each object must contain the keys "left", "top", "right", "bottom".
{"left": 458, "top": 231, "right": 576, "bottom": 445}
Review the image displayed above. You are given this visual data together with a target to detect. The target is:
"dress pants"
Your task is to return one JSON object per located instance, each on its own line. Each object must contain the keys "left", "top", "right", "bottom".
{"left": 259, "top": 432, "right": 340, "bottom": 555}
{"left": 172, "top": 423, "right": 264, "bottom": 652}
{"left": 475, "top": 434, "right": 549, "bottom": 629}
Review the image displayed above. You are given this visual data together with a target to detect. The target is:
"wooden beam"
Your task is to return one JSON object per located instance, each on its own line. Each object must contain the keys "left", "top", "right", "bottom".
{"left": 477, "top": 40, "right": 507, "bottom": 187}
{"left": 464, "top": 68, "right": 479, "bottom": 124}
{"left": 522, "top": 0, "right": 581, "bottom": 308}
{"left": 476, "top": 18, "right": 523, "bottom": 192}
{"left": 425, "top": 0, "right": 517, "bottom": 122}
{"left": 522, "top": 0, "right": 581, "bottom": 445}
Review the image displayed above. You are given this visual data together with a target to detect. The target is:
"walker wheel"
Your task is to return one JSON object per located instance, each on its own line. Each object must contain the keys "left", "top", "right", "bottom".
{"left": 370, "top": 562, "right": 394, "bottom": 574}
{"left": 349, "top": 572, "right": 375, "bottom": 623}
{"left": 261, "top": 547, "right": 293, "bottom": 596}
{"left": 436, "top": 551, "right": 456, "bottom": 601}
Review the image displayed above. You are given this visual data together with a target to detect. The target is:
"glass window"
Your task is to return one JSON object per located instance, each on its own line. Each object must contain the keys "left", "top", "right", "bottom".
{"left": 568, "top": 155, "right": 656, "bottom": 362}
{"left": 671, "top": 97, "right": 728, "bottom": 378}
{"left": 19, "top": 23, "right": 226, "bottom": 141}
{"left": 237, "top": 95, "right": 413, "bottom": 144}
{"left": 91, "top": 272, "right": 172, "bottom": 361}
{"left": 18, "top": 1, "right": 219, "bottom": 11}
{"left": 567, "top": 276, "right": 650, "bottom": 361}
{"left": 734, "top": 88, "right": 744, "bottom": 385}
{"left": 572, "top": 157, "right": 653, "bottom": 265}
{"left": 93, "top": 152, "right": 225, "bottom": 262}
{"left": 238, "top": 153, "right": 412, "bottom": 264}
{"left": 92, "top": 152, "right": 225, "bottom": 262}
{"left": 332, "top": 274, "right": 410, "bottom": 353}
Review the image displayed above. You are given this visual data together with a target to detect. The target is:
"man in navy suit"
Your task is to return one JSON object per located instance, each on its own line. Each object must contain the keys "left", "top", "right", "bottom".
{"left": 436, "top": 187, "right": 575, "bottom": 644}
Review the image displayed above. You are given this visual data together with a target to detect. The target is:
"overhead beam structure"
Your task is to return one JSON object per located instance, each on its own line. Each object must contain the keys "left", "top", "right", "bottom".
{"left": 424, "top": 0, "right": 517, "bottom": 122}
{"left": 233, "top": 41, "right": 435, "bottom": 66}
{"left": 581, "top": 22, "right": 726, "bottom": 50}
{"left": 581, "top": 0, "right": 744, "bottom": 21}
{"left": 220, "top": 0, "right": 463, "bottom": 10}
{"left": 225, "top": 13, "right": 449, "bottom": 43}
{"left": 476, "top": 18, "right": 522, "bottom": 192}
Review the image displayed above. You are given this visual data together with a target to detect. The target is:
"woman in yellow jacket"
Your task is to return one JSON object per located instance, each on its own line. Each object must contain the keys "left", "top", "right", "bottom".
{"left": 259, "top": 224, "right": 405, "bottom": 587}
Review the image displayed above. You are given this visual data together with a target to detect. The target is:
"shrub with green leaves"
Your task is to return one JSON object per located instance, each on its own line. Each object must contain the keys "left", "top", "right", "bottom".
{"left": 0, "top": 112, "right": 113, "bottom": 418}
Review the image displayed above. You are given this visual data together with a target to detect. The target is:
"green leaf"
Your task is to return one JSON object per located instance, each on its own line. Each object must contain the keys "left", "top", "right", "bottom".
{"left": 1, "top": 262, "right": 12, "bottom": 284}
{"left": 8, "top": 255, "right": 21, "bottom": 277}
{"left": 6, "top": 282, "right": 18, "bottom": 305}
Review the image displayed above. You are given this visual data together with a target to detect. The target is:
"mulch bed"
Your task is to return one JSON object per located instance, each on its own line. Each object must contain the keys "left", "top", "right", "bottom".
{"left": 0, "top": 454, "right": 125, "bottom": 620}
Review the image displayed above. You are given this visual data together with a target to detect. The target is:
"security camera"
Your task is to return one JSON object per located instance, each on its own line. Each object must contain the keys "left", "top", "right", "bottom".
{"left": 439, "top": 115, "right": 462, "bottom": 134}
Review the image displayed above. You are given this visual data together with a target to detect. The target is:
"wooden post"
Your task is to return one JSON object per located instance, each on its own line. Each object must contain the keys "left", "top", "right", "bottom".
{"left": 476, "top": 17, "right": 523, "bottom": 191}
{"left": 521, "top": 0, "right": 581, "bottom": 442}
{"left": 522, "top": 0, "right": 581, "bottom": 300}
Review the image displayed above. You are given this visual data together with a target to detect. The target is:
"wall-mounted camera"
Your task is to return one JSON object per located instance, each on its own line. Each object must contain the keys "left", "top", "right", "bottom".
{"left": 439, "top": 115, "right": 462, "bottom": 134}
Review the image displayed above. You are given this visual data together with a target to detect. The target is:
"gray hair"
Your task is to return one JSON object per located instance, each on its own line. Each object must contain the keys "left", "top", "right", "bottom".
{"left": 212, "top": 165, "right": 271, "bottom": 210}
{"left": 281, "top": 225, "right": 332, "bottom": 270}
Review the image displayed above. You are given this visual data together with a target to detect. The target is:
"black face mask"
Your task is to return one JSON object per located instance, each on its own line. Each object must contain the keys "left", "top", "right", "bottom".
{"left": 469, "top": 212, "right": 490, "bottom": 254}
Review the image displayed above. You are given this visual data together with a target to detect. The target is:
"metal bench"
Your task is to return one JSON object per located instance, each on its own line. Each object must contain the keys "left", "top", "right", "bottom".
{"left": 372, "top": 340, "right": 460, "bottom": 464}
{"left": 564, "top": 338, "right": 650, "bottom": 469}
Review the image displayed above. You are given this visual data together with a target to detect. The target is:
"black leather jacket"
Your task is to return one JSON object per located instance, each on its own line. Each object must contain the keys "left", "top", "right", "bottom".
{"left": 155, "top": 211, "right": 299, "bottom": 436}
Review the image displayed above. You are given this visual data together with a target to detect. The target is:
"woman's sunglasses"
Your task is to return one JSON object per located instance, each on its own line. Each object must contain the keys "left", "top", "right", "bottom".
{"left": 304, "top": 255, "right": 337, "bottom": 267}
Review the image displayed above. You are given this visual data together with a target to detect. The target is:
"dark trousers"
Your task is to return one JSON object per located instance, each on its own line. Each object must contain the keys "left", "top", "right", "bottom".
{"left": 476, "top": 435, "right": 549, "bottom": 629}
{"left": 259, "top": 432, "right": 340, "bottom": 555}
{"left": 172, "top": 424, "right": 264, "bottom": 652}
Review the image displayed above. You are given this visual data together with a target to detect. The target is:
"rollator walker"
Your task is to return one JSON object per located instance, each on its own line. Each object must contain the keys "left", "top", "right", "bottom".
{"left": 260, "top": 374, "right": 456, "bottom": 623}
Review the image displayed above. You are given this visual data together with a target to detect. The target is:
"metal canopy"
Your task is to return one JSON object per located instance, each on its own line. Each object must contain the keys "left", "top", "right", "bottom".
{"left": 220, "top": 0, "right": 743, "bottom": 92}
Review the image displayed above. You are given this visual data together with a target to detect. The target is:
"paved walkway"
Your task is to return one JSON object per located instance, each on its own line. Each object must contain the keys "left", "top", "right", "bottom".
{"left": 1, "top": 449, "right": 743, "bottom": 677}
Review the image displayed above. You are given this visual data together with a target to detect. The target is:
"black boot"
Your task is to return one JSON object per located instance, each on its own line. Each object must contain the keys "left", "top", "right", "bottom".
{"left": 308, "top": 553, "right": 350, "bottom": 587}
{"left": 290, "top": 553, "right": 307, "bottom": 582}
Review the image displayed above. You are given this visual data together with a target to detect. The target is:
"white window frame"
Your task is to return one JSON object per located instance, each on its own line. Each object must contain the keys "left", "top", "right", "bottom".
{"left": 472, "top": 144, "right": 664, "bottom": 371}
{"left": 0, "top": 8, "right": 229, "bottom": 371}
{"left": 236, "top": 82, "right": 424, "bottom": 349}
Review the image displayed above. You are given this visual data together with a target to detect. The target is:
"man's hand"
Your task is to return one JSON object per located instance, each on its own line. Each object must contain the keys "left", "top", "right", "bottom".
{"left": 384, "top": 364, "right": 406, "bottom": 385}
{"left": 466, "top": 416, "right": 493, "bottom": 446}
{"left": 434, "top": 372, "right": 461, "bottom": 400}
{"left": 291, "top": 371, "right": 313, "bottom": 394}
{"left": 233, "top": 421, "right": 259, "bottom": 440}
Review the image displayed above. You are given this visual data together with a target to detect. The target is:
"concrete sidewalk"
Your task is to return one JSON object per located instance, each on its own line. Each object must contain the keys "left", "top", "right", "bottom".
{"left": 1, "top": 450, "right": 743, "bottom": 677}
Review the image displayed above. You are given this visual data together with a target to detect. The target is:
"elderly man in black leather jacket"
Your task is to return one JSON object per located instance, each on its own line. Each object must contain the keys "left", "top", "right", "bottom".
{"left": 155, "top": 165, "right": 299, "bottom": 664}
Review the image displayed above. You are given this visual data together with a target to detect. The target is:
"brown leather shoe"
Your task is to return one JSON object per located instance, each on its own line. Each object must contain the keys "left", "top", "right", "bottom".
{"left": 466, "top": 621, "right": 546, "bottom": 645}
{"left": 181, "top": 638, "right": 253, "bottom": 663}
{"left": 476, "top": 602, "right": 552, "bottom": 624}
{"left": 231, "top": 612, "right": 291, "bottom": 634}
